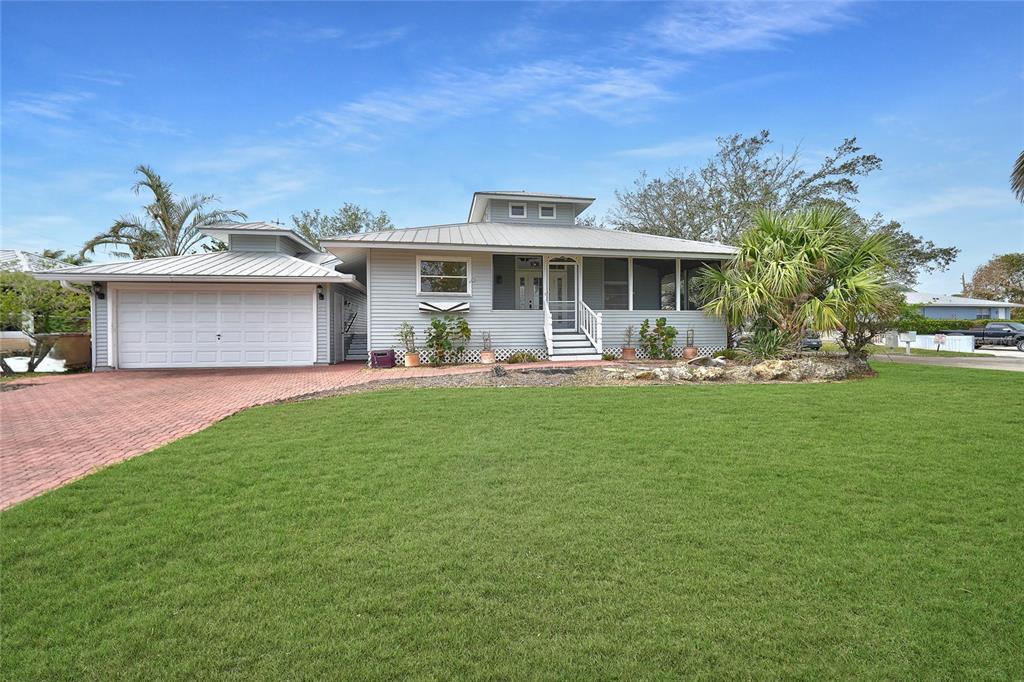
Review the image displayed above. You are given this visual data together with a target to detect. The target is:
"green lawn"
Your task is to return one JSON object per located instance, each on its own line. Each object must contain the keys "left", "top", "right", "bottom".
{"left": 3, "top": 364, "right": 1022, "bottom": 680}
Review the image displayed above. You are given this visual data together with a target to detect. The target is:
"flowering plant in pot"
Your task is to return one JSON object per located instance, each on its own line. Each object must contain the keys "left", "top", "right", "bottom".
{"left": 479, "top": 331, "right": 495, "bottom": 364}
{"left": 397, "top": 322, "right": 420, "bottom": 367}
{"left": 621, "top": 325, "right": 637, "bottom": 360}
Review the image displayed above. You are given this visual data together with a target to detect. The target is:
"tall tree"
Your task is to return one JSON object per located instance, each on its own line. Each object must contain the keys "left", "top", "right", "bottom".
{"left": 844, "top": 211, "right": 959, "bottom": 288}
{"left": 965, "top": 253, "right": 1024, "bottom": 305}
{"left": 609, "top": 130, "right": 958, "bottom": 286}
{"left": 39, "top": 249, "right": 91, "bottom": 266}
{"left": 609, "top": 131, "right": 882, "bottom": 244}
{"left": 291, "top": 205, "right": 394, "bottom": 249}
{"left": 81, "top": 165, "right": 246, "bottom": 260}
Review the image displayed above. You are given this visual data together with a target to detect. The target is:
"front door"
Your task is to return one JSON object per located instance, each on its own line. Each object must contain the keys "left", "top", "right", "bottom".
{"left": 547, "top": 259, "right": 577, "bottom": 331}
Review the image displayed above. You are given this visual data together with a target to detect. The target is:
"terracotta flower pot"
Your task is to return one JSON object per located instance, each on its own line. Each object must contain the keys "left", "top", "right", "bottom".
{"left": 480, "top": 350, "right": 496, "bottom": 365}
{"left": 682, "top": 345, "right": 699, "bottom": 360}
{"left": 621, "top": 347, "right": 637, "bottom": 361}
{"left": 404, "top": 351, "right": 421, "bottom": 368}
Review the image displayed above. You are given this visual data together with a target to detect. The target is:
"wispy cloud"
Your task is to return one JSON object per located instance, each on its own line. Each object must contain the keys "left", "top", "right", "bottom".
{"left": 889, "top": 186, "right": 1013, "bottom": 220}
{"left": 644, "top": 1, "right": 854, "bottom": 54}
{"left": 5, "top": 90, "right": 95, "bottom": 120}
{"left": 299, "top": 58, "right": 681, "bottom": 146}
{"left": 247, "top": 20, "right": 409, "bottom": 48}
{"left": 615, "top": 136, "right": 718, "bottom": 158}
{"left": 70, "top": 69, "right": 132, "bottom": 87}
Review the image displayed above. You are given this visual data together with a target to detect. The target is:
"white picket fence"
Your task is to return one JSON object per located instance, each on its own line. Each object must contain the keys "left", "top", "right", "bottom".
{"left": 882, "top": 332, "right": 975, "bottom": 354}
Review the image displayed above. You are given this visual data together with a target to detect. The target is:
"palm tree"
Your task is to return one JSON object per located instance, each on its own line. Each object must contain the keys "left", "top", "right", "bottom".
{"left": 695, "top": 207, "right": 891, "bottom": 349}
{"left": 1012, "top": 150, "right": 1024, "bottom": 204}
{"left": 81, "top": 165, "right": 246, "bottom": 259}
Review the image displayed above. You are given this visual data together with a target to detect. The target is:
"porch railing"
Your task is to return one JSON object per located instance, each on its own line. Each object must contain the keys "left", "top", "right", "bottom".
{"left": 579, "top": 300, "right": 603, "bottom": 354}
{"left": 543, "top": 307, "right": 554, "bottom": 356}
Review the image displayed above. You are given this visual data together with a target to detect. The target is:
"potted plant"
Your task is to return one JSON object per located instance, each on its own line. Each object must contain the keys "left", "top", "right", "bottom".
{"left": 479, "top": 331, "right": 495, "bottom": 364}
{"left": 682, "top": 328, "right": 698, "bottom": 360}
{"left": 397, "top": 322, "right": 420, "bottom": 367}
{"left": 621, "top": 325, "right": 637, "bottom": 360}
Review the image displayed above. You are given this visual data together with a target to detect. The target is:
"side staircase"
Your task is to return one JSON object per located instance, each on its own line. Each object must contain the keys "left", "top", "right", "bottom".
{"left": 549, "top": 330, "right": 602, "bottom": 361}
{"left": 345, "top": 334, "right": 368, "bottom": 362}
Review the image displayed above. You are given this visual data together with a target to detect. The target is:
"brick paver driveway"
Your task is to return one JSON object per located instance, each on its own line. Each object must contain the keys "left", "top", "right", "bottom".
{"left": 0, "top": 360, "right": 607, "bottom": 509}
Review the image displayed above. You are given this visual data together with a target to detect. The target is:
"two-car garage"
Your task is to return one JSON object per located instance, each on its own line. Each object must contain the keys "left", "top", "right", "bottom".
{"left": 113, "top": 285, "right": 317, "bottom": 369}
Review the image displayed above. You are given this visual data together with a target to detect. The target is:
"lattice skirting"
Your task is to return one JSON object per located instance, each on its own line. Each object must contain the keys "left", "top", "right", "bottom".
{"left": 602, "top": 345, "right": 726, "bottom": 360}
{"left": 386, "top": 347, "right": 550, "bottom": 366}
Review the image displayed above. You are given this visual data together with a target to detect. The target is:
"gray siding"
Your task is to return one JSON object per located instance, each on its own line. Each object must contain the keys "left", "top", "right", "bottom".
{"left": 485, "top": 200, "right": 576, "bottom": 225}
{"left": 601, "top": 311, "right": 726, "bottom": 351}
{"left": 93, "top": 284, "right": 109, "bottom": 368}
{"left": 367, "top": 250, "right": 545, "bottom": 353}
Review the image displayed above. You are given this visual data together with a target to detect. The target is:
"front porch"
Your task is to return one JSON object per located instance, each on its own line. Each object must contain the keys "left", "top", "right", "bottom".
{"left": 491, "top": 254, "right": 725, "bottom": 360}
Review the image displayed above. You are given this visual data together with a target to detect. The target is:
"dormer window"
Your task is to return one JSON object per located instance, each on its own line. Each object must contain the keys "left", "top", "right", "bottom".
{"left": 538, "top": 204, "right": 556, "bottom": 220}
{"left": 508, "top": 203, "right": 526, "bottom": 218}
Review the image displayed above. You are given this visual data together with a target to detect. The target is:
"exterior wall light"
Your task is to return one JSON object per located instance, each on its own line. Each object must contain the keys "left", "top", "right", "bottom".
{"left": 316, "top": 284, "right": 325, "bottom": 300}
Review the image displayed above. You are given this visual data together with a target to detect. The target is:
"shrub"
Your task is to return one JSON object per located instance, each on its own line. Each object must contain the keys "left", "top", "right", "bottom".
{"left": 639, "top": 318, "right": 678, "bottom": 359}
{"left": 738, "top": 328, "right": 795, "bottom": 361}
{"left": 601, "top": 351, "right": 617, "bottom": 361}
{"left": 895, "top": 318, "right": 994, "bottom": 334}
{"left": 397, "top": 322, "right": 417, "bottom": 353}
{"left": 506, "top": 351, "right": 540, "bottom": 364}
{"left": 622, "top": 325, "right": 636, "bottom": 348}
{"left": 714, "top": 349, "right": 740, "bottom": 360}
{"left": 423, "top": 315, "right": 471, "bottom": 366}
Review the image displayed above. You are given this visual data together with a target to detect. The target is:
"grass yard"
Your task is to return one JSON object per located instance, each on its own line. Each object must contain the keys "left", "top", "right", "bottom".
{"left": 2, "top": 364, "right": 1022, "bottom": 679}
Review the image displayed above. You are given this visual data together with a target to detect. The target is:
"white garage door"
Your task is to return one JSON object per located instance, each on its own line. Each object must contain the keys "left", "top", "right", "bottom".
{"left": 116, "top": 287, "right": 316, "bottom": 368}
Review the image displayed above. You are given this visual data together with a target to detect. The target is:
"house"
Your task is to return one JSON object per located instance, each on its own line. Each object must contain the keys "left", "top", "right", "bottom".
{"left": 905, "top": 291, "right": 1023, "bottom": 320}
{"left": 35, "top": 191, "right": 736, "bottom": 369}
{"left": 1, "top": 249, "right": 70, "bottom": 353}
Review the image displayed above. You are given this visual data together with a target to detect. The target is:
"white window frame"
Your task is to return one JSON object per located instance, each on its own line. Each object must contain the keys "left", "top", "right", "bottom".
{"left": 508, "top": 202, "right": 527, "bottom": 218}
{"left": 416, "top": 256, "right": 472, "bottom": 296}
{"left": 538, "top": 203, "right": 557, "bottom": 220}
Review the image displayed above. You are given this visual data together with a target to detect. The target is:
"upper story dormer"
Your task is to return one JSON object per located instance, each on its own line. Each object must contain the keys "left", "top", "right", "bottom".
{"left": 201, "top": 222, "right": 321, "bottom": 257}
{"left": 467, "top": 191, "right": 595, "bottom": 226}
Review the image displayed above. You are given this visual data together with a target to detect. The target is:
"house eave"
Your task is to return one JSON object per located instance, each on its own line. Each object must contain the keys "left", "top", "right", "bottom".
{"left": 32, "top": 272, "right": 363, "bottom": 289}
{"left": 322, "top": 241, "right": 735, "bottom": 260}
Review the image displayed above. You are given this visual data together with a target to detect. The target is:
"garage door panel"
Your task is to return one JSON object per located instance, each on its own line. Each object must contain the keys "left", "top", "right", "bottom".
{"left": 117, "top": 287, "right": 316, "bottom": 368}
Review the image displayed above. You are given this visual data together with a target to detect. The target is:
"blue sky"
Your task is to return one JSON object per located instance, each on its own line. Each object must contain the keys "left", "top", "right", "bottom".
{"left": 2, "top": 1, "right": 1022, "bottom": 293}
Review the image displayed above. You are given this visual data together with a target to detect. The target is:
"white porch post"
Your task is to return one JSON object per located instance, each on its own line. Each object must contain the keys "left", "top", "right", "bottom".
{"left": 627, "top": 257, "right": 634, "bottom": 311}
{"left": 542, "top": 255, "right": 549, "bottom": 311}
{"left": 675, "top": 258, "right": 681, "bottom": 311}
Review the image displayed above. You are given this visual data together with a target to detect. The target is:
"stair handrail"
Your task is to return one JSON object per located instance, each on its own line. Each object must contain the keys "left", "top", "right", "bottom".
{"left": 543, "top": 307, "right": 554, "bottom": 357}
{"left": 579, "top": 300, "right": 603, "bottom": 354}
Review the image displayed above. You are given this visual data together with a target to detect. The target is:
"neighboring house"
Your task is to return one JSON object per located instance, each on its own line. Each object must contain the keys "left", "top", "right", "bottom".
{"left": 905, "top": 291, "right": 1023, "bottom": 320}
{"left": 1, "top": 249, "right": 69, "bottom": 352}
{"left": 36, "top": 191, "right": 736, "bottom": 369}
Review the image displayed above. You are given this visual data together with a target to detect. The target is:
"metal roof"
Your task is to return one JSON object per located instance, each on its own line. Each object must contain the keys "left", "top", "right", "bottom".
{"left": 0, "top": 249, "right": 70, "bottom": 272}
{"left": 199, "top": 222, "right": 321, "bottom": 255}
{"left": 322, "top": 222, "right": 738, "bottom": 259}
{"left": 31, "top": 250, "right": 358, "bottom": 285}
{"left": 906, "top": 291, "right": 1023, "bottom": 308}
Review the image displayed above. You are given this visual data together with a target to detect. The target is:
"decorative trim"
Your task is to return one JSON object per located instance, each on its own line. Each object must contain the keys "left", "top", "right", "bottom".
{"left": 390, "top": 346, "right": 549, "bottom": 365}
{"left": 603, "top": 345, "right": 725, "bottom": 360}
{"left": 419, "top": 300, "right": 470, "bottom": 313}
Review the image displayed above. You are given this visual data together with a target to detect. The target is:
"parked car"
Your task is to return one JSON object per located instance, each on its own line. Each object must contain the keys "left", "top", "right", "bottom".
{"left": 799, "top": 330, "right": 822, "bottom": 351}
{"left": 942, "top": 322, "right": 1024, "bottom": 351}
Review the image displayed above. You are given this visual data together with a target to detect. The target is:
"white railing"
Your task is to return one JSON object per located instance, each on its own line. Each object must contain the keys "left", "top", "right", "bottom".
{"left": 543, "top": 307, "right": 554, "bottom": 356}
{"left": 579, "top": 300, "right": 603, "bottom": 354}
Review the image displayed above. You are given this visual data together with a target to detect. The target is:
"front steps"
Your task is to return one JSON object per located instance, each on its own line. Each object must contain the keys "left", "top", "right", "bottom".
{"left": 549, "top": 331, "right": 602, "bottom": 361}
{"left": 345, "top": 334, "right": 368, "bottom": 362}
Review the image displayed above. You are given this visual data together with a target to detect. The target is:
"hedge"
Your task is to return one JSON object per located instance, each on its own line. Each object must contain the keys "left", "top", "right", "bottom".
{"left": 894, "top": 318, "right": 994, "bottom": 334}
